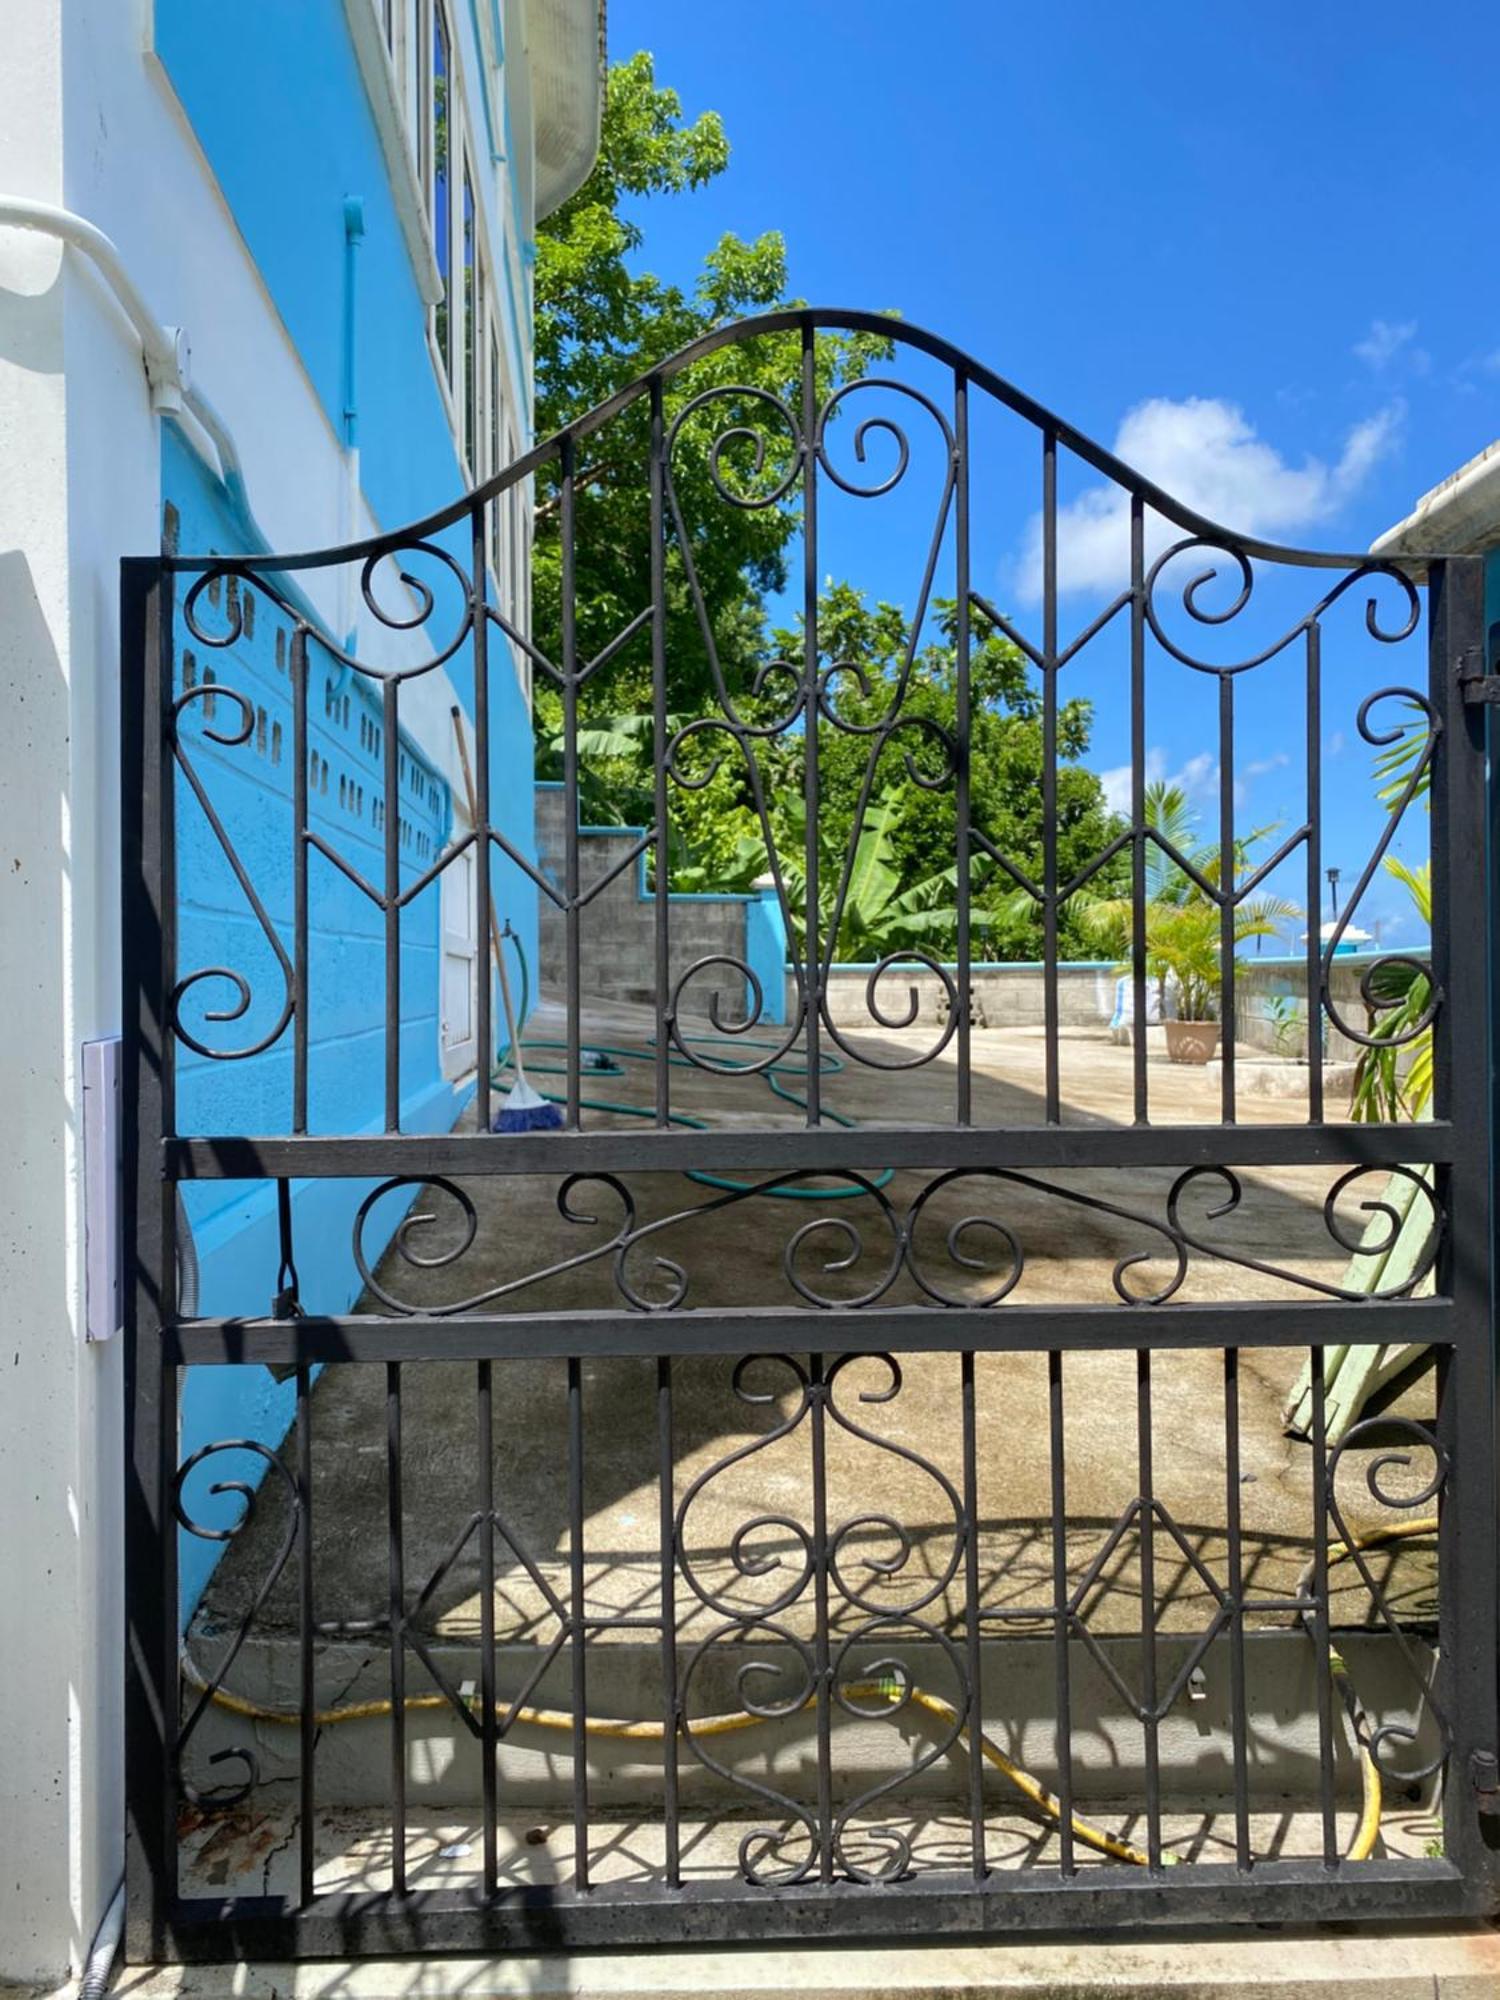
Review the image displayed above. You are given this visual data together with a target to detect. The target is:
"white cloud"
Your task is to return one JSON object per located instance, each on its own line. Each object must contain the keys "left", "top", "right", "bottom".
{"left": 1098, "top": 745, "right": 1215, "bottom": 817}
{"left": 1354, "top": 318, "right": 1428, "bottom": 374}
{"left": 1234, "top": 749, "right": 1290, "bottom": 811}
{"left": 1012, "top": 397, "right": 1403, "bottom": 605}
{"left": 1098, "top": 745, "right": 1289, "bottom": 817}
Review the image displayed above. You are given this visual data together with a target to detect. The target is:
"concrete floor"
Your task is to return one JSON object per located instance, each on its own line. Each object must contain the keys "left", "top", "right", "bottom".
{"left": 199, "top": 1006, "right": 1437, "bottom": 1639}
{"left": 175, "top": 1791, "right": 1442, "bottom": 1902}
{"left": 188, "top": 1006, "right": 1441, "bottom": 1864}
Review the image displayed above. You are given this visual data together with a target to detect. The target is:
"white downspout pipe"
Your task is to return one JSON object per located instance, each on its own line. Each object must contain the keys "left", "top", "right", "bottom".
{"left": 0, "top": 199, "right": 287, "bottom": 563}
{"left": 0, "top": 197, "right": 190, "bottom": 411}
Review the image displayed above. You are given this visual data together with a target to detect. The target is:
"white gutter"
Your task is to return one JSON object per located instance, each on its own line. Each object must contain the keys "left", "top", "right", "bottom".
{"left": 1370, "top": 437, "right": 1500, "bottom": 568}
{"left": 526, "top": 0, "right": 605, "bottom": 220}
{"left": 0, "top": 197, "right": 190, "bottom": 411}
{"left": 0, "top": 198, "right": 290, "bottom": 561}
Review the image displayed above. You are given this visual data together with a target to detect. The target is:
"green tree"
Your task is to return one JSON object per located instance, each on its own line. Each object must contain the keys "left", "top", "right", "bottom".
{"left": 532, "top": 51, "right": 888, "bottom": 740}
{"left": 766, "top": 586, "right": 1126, "bottom": 962}
{"left": 530, "top": 54, "right": 1128, "bottom": 965}
{"left": 1078, "top": 782, "right": 1300, "bottom": 1018}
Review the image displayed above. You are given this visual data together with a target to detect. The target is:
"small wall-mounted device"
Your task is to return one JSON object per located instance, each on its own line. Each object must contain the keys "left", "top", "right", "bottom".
{"left": 82, "top": 1036, "right": 121, "bottom": 1342}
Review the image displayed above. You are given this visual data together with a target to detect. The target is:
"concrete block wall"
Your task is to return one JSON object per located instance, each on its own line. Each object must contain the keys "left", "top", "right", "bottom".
{"left": 535, "top": 786, "right": 784, "bottom": 1025}
{"left": 816, "top": 961, "right": 1121, "bottom": 1032}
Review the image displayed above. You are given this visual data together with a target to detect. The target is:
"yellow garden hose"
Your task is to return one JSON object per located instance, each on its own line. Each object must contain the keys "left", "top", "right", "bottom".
{"left": 1301, "top": 1512, "right": 1439, "bottom": 1864}
{"left": 181, "top": 1654, "right": 1152, "bottom": 1866}
{"left": 182, "top": 1517, "right": 1437, "bottom": 1869}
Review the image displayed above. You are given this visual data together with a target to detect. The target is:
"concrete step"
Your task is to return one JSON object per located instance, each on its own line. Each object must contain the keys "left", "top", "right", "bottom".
{"left": 184, "top": 1626, "right": 1439, "bottom": 1817}
{"left": 108, "top": 1923, "right": 1500, "bottom": 2000}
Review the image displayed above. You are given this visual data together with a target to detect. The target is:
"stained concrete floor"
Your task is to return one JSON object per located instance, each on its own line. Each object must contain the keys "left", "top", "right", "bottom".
{"left": 187, "top": 1007, "right": 1441, "bottom": 1863}
{"left": 198, "top": 1004, "right": 1438, "bottom": 1648}
{"left": 176, "top": 1791, "right": 1441, "bottom": 1903}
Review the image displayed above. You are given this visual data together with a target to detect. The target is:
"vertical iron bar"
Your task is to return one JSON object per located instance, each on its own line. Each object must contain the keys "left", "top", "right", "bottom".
{"left": 954, "top": 373, "right": 972, "bottom": 1125}
{"left": 568, "top": 1356, "right": 590, "bottom": 1892}
{"left": 121, "top": 557, "right": 176, "bottom": 1960}
{"left": 291, "top": 628, "right": 309, "bottom": 1133}
{"left": 382, "top": 679, "right": 400, "bottom": 1132}
{"left": 1427, "top": 556, "right": 1497, "bottom": 1894}
{"left": 961, "top": 1352, "right": 985, "bottom": 1877}
{"left": 1048, "top": 1349, "right": 1074, "bottom": 1874}
{"left": 1219, "top": 673, "right": 1237, "bottom": 1122}
{"left": 1309, "top": 1346, "right": 1338, "bottom": 1867}
{"left": 809, "top": 1353, "right": 833, "bottom": 1881}
{"left": 386, "top": 1361, "right": 407, "bottom": 1895}
{"left": 477, "top": 1359, "right": 498, "bottom": 1896}
{"left": 471, "top": 501, "right": 493, "bottom": 1135}
{"left": 560, "top": 433, "right": 582, "bottom": 1127}
{"left": 1042, "top": 429, "right": 1060, "bottom": 1124}
{"left": 1130, "top": 496, "right": 1148, "bottom": 1125}
{"left": 650, "top": 378, "right": 671, "bottom": 1126}
{"left": 801, "top": 324, "right": 822, "bottom": 1124}
{"left": 1136, "top": 1350, "right": 1161, "bottom": 1869}
{"left": 1305, "top": 624, "right": 1324, "bottom": 1122}
{"left": 297, "top": 1364, "right": 315, "bottom": 1906}
{"left": 657, "top": 1356, "right": 680, "bottom": 1889}
{"left": 1222, "top": 1346, "right": 1250, "bottom": 1870}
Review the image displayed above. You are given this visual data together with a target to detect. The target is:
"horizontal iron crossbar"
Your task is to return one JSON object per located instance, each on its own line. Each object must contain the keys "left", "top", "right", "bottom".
{"left": 164, "top": 1120, "right": 1457, "bottom": 1180}
{"left": 168, "top": 1298, "right": 1457, "bottom": 1366}
{"left": 145, "top": 1857, "right": 1478, "bottom": 1962}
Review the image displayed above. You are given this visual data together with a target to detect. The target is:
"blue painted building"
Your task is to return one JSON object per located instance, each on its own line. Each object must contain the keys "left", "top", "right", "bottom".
{"left": 146, "top": 0, "right": 602, "bottom": 1611}
{"left": 0, "top": 3, "right": 600, "bottom": 1975}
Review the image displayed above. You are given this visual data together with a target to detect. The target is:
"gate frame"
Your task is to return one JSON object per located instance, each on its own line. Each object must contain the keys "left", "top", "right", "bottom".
{"left": 120, "top": 311, "right": 1500, "bottom": 1963}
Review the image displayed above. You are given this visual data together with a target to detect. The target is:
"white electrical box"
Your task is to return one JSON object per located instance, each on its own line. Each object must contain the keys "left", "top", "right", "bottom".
{"left": 83, "top": 1036, "right": 121, "bottom": 1342}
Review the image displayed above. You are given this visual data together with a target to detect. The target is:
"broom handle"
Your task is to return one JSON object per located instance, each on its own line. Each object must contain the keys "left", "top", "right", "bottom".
{"left": 450, "top": 706, "right": 527, "bottom": 1081}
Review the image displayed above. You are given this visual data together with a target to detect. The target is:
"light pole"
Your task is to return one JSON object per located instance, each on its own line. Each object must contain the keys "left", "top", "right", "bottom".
{"left": 1326, "top": 866, "right": 1340, "bottom": 921}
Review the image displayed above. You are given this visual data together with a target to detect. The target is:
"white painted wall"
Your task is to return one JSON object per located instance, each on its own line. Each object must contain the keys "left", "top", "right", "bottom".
{"left": 0, "top": 0, "right": 535, "bottom": 1979}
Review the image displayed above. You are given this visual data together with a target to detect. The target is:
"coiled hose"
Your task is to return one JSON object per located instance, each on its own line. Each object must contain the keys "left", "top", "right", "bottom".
{"left": 183, "top": 1518, "right": 1435, "bottom": 1867}
{"left": 197, "top": 925, "right": 1410, "bottom": 1868}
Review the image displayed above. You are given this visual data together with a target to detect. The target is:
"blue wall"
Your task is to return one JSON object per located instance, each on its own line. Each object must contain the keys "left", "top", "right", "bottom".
{"left": 155, "top": 0, "right": 525, "bottom": 537}
{"left": 167, "top": 429, "right": 483, "bottom": 1611}
{"left": 154, "top": 0, "right": 542, "bottom": 1611}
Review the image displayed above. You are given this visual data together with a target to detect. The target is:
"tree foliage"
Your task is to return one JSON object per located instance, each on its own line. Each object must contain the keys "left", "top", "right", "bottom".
{"left": 1077, "top": 783, "right": 1299, "bottom": 1019}
{"left": 530, "top": 52, "right": 1127, "bottom": 965}
{"left": 532, "top": 51, "right": 887, "bottom": 726}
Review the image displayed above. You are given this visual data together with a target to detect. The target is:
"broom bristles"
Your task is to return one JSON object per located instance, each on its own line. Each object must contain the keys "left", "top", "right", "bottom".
{"left": 490, "top": 1071, "right": 563, "bottom": 1133}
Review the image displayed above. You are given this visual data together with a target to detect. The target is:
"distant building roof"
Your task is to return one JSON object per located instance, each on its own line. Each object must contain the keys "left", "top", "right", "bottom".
{"left": 1371, "top": 437, "right": 1500, "bottom": 567}
{"left": 528, "top": 0, "right": 606, "bottom": 220}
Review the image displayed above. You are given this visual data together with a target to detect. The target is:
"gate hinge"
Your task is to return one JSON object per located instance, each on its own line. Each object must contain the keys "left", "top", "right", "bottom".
{"left": 1471, "top": 1749, "right": 1500, "bottom": 1816}
{"left": 1457, "top": 646, "right": 1500, "bottom": 704}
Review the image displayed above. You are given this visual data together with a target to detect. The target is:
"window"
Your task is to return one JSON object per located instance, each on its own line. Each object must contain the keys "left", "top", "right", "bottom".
{"left": 440, "top": 835, "right": 478, "bottom": 1077}
{"left": 431, "top": 2, "right": 451, "bottom": 378}
{"left": 463, "top": 162, "right": 477, "bottom": 473}
{"left": 505, "top": 419, "right": 523, "bottom": 615}
{"left": 489, "top": 322, "right": 503, "bottom": 581}
{"left": 415, "top": 1, "right": 430, "bottom": 194}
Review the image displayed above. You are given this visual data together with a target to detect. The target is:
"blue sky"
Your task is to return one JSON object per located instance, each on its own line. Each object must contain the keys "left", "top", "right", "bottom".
{"left": 609, "top": 0, "right": 1499, "bottom": 946}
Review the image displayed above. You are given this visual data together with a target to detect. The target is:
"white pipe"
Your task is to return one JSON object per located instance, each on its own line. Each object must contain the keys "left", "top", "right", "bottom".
{"left": 0, "top": 200, "right": 265, "bottom": 543}
{"left": 75, "top": 1878, "right": 124, "bottom": 2000}
{"left": 0, "top": 196, "right": 189, "bottom": 411}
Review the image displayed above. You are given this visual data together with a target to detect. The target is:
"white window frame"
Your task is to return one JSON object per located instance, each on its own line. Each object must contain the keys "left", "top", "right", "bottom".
{"left": 440, "top": 798, "right": 479, "bottom": 1078}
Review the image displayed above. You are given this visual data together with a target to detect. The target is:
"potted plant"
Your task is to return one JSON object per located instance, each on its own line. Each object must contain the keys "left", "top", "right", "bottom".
{"left": 1078, "top": 782, "right": 1300, "bottom": 1065}
{"left": 1148, "top": 901, "right": 1228, "bottom": 1064}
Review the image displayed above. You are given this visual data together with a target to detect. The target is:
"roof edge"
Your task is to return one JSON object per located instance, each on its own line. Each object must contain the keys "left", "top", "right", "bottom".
{"left": 1370, "top": 437, "right": 1500, "bottom": 568}
{"left": 527, "top": 0, "right": 605, "bottom": 222}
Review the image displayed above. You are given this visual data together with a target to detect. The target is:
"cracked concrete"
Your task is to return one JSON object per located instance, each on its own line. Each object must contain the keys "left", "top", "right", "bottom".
{"left": 184, "top": 1007, "right": 1443, "bottom": 1865}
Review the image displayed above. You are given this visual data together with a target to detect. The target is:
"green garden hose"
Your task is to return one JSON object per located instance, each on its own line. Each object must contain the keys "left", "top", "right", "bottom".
{"left": 490, "top": 927, "right": 891, "bottom": 1201}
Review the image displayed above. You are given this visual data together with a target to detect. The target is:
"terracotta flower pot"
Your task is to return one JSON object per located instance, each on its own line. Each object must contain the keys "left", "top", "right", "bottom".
{"left": 1164, "top": 1019, "right": 1221, "bottom": 1065}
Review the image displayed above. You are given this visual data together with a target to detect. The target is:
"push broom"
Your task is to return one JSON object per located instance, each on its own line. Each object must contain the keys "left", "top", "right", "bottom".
{"left": 451, "top": 707, "right": 562, "bottom": 1132}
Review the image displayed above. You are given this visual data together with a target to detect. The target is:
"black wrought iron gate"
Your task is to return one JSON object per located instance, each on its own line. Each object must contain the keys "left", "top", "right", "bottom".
{"left": 122, "top": 311, "right": 1499, "bottom": 1962}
